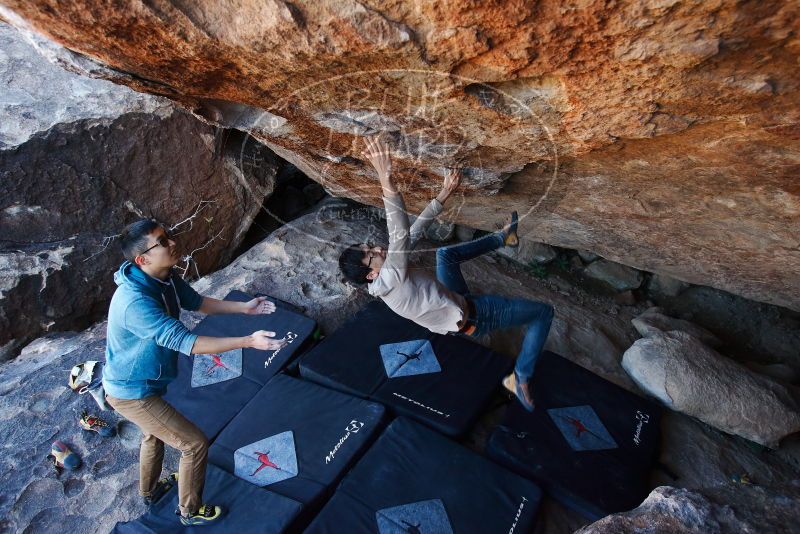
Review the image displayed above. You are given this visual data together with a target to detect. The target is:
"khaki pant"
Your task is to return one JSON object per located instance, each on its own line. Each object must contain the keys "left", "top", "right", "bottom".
{"left": 106, "top": 394, "right": 208, "bottom": 516}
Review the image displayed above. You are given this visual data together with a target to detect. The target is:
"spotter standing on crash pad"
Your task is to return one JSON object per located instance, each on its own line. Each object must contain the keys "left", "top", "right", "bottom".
{"left": 103, "top": 219, "right": 287, "bottom": 527}
{"left": 338, "top": 136, "right": 554, "bottom": 411}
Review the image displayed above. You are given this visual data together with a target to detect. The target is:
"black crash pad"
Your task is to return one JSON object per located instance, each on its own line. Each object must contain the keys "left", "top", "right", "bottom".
{"left": 307, "top": 417, "right": 542, "bottom": 533}
{"left": 299, "top": 300, "right": 511, "bottom": 436}
{"left": 208, "top": 373, "right": 386, "bottom": 510}
{"left": 111, "top": 463, "right": 302, "bottom": 533}
{"left": 164, "top": 290, "right": 316, "bottom": 440}
{"left": 486, "top": 351, "right": 663, "bottom": 520}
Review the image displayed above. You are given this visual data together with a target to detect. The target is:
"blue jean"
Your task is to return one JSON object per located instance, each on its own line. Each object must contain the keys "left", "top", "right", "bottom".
{"left": 436, "top": 232, "right": 554, "bottom": 382}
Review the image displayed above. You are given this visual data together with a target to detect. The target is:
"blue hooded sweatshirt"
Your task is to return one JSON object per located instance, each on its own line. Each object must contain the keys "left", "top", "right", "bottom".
{"left": 103, "top": 261, "right": 203, "bottom": 400}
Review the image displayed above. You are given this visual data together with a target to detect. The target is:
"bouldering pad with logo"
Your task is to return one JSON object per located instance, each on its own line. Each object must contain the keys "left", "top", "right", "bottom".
{"left": 486, "top": 351, "right": 663, "bottom": 520}
{"left": 164, "top": 290, "right": 317, "bottom": 440}
{"left": 306, "top": 417, "right": 541, "bottom": 533}
{"left": 208, "top": 373, "right": 385, "bottom": 511}
{"left": 111, "top": 463, "right": 302, "bottom": 534}
{"left": 299, "top": 300, "right": 511, "bottom": 436}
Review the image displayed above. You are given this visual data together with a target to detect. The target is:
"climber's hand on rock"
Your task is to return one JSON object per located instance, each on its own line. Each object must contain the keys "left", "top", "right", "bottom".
{"left": 363, "top": 135, "right": 397, "bottom": 196}
{"left": 437, "top": 168, "right": 462, "bottom": 204}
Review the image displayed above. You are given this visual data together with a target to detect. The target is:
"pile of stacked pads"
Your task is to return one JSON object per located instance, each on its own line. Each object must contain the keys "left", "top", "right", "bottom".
{"left": 113, "top": 293, "right": 663, "bottom": 533}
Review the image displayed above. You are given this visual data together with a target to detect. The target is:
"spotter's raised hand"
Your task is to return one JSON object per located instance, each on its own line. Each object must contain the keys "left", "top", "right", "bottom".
{"left": 249, "top": 330, "right": 288, "bottom": 351}
{"left": 243, "top": 296, "right": 276, "bottom": 315}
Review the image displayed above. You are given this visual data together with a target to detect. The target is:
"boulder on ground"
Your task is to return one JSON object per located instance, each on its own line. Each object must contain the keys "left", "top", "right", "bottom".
{"left": 622, "top": 331, "right": 800, "bottom": 448}
{"left": 632, "top": 306, "right": 722, "bottom": 347}
{"left": 577, "top": 483, "right": 800, "bottom": 534}
{"left": 649, "top": 273, "right": 691, "bottom": 297}
{"left": 584, "top": 259, "right": 644, "bottom": 291}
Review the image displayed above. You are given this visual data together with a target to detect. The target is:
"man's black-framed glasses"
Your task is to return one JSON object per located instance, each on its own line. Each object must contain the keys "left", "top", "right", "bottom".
{"left": 140, "top": 234, "right": 171, "bottom": 255}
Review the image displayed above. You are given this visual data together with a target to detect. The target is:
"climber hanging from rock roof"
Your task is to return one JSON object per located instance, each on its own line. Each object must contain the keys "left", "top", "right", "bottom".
{"left": 338, "top": 135, "right": 554, "bottom": 411}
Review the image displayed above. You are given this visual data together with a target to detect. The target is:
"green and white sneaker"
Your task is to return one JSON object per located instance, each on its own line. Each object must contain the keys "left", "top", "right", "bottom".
{"left": 179, "top": 504, "right": 223, "bottom": 526}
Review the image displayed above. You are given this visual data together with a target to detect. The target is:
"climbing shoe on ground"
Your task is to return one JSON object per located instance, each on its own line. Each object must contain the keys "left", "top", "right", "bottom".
{"left": 79, "top": 410, "right": 116, "bottom": 437}
{"left": 503, "top": 371, "right": 535, "bottom": 412}
{"left": 144, "top": 472, "right": 178, "bottom": 506}
{"left": 47, "top": 440, "right": 81, "bottom": 474}
{"left": 503, "top": 211, "right": 519, "bottom": 247}
{"left": 731, "top": 473, "right": 753, "bottom": 485}
{"left": 179, "top": 504, "right": 224, "bottom": 526}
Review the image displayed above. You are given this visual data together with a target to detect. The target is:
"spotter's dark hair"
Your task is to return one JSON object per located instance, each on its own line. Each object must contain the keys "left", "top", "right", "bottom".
{"left": 119, "top": 219, "right": 162, "bottom": 262}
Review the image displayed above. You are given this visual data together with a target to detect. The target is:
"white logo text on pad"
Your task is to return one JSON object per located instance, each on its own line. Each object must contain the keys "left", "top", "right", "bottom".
{"left": 325, "top": 419, "right": 364, "bottom": 464}
{"left": 633, "top": 410, "right": 650, "bottom": 446}
{"left": 264, "top": 331, "right": 299, "bottom": 368}
{"left": 508, "top": 495, "right": 529, "bottom": 533}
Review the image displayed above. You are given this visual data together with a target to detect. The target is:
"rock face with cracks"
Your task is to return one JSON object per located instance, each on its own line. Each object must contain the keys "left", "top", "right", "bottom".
{"left": 0, "top": 1, "right": 797, "bottom": 311}
{"left": 0, "top": 22, "right": 279, "bottom": 359}
{"left": 577, "top": 483, "right": 800, "bottom": 534}
{"left": 622, "top": 330, "right": 800, "bottom": 448}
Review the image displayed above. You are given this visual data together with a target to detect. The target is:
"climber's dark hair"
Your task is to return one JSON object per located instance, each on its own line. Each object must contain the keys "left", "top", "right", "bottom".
{"left": 120, "top": 219, "right": 162, "bottom": 262}
{"left": 339, "top": 244, "right": 371, "bottom": 285}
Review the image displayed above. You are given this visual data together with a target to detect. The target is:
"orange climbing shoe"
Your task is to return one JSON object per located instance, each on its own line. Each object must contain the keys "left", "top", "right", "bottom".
{"left": 503, "top": 211, "right": 519, "bottom": 248}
